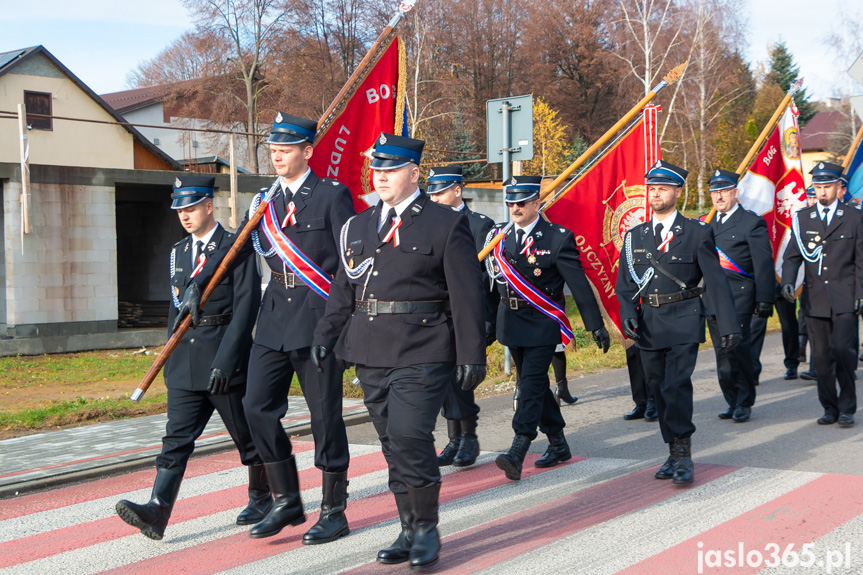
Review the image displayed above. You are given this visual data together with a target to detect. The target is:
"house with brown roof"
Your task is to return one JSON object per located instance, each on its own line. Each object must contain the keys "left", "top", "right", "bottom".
{"left": 0, "top": 45, "right": 269, "bottom": 354}
{"left": 800, "top": 110, "right": 845, "bottom": 183}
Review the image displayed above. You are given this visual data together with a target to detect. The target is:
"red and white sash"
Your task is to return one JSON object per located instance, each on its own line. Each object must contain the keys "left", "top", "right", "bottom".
{"left": 493, "top": 230, "right": 574, "bottom": 345}
{"left": 259, "top": 194, "right": 332, "bottom": 299}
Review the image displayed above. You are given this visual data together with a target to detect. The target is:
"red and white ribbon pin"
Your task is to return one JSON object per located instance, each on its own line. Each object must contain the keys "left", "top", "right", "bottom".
{"left": 383, "top": 217, "right": 402, "bottom": 247}
{"left": 657, "top": 231, "right": 674, "bottom": 253}
{"left": 191, "top": 254, "right": 207, "bottom": 278}
{"left": 519, "top": 236, "right": 535, "bottom": 255}
{"left": 282, "top": 201, "right": 297, "bottom": 228}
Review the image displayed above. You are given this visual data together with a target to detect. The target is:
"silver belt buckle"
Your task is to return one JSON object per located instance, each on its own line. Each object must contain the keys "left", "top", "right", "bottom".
{"left": 648, "top": 294, "right": 660, "bottom": 307}
{"left": 285, "top": 273, "right": 295, "bottom": 288}
{"left": 367, "top": 298, "right": 378, "bottom": 316}
{"left": 509, "top": 297, "right": 519, "bottom": 310}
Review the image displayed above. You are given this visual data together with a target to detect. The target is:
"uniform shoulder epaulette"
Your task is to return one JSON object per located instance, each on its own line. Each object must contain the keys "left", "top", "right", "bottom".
{"left": 558, "top": 226, "right": 567, "bottom": 233}
{"left": 320, "top": 177, "right": 343, "bottom": 187}
{"left": 698, "top": 220, "right": 706, "bottom": 226}
{"left": 172, "top": 237, "right": 187, "bottom": 248}
{"left": 225, "top": 231, "right": 235, "bottom": 239}
{"left": 259, "top": 186, "right": 269, "bottom": 192}
{"left": 477, "top": 213, "right": 488, "bottom": 219}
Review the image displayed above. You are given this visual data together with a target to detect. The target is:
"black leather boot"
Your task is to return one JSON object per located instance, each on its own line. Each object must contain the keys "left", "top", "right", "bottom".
{"left": 644, "top": 397, "right": 658, "bottom": 421}
{"left": 555, "top": 379, "right": 578, "bottom": 405}
{"left": 654, "top": 442, "right": 676, "bottom": 480}
{"left": 495, "top": 434, "right": 531, "bottom": 481}
{"left": 302, "top": 470, "right": 349, "bottom": 545}
{"left": 115, "top": 467, "right": 183, "bottom": 540}
{"left": 249, "top": 456, "right": 306, "bottom": 538}
{"left": 437, "top": 420, "right": 461, "bottom": 467}
{"left": 672, "top": 437, "right": 694, "bottom": 485}
{"left": 535, "top": 430, "right": 571, "bottom": 468}
{"left": 377, "top": 492, "right": 413, "bottom": 564}
{"left": 236, "top": 463, "right": 273, "bottom": 525}
{"left": 453, "top": 418, "right": 479, "bottom": 467}
{"left": 408, "top": 483, "right": 441, "bottom": 569}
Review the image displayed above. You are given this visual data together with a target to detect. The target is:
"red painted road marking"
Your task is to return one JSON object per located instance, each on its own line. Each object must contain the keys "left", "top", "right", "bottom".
{"left": 0, "top": 442, "right": 314, "bottom": 521}
{"left": 617, "top": 474, "right": 863, "bottom": 574}
{"left": 0, "top": 448, "right": 382, "bottom": 569}
{"left": 100, "top": 455, "right": 586, "bottom": 575}
{"left": 342, "top": 463, "right": 739, "bottom": 574}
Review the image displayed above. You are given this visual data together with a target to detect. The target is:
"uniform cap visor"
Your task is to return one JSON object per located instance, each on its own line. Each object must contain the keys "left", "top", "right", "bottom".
{"left": 646, "top": 176, "right": 683, "bottom": 186}
{"left": 505, "top": 190, "right": 539, "bottom": 203}
{"left": 370, "top": 157, "right": 413, "bottom": 170}
{"left": 811, "top": 175, "right": 840, "bottom": 184}
{"left": 708, "top": 180, "right": 736, "bottom": 191}
{"left": 426, "top": 181, "right": 457, "bottom": 194}
{"left": 267, "top": 132, "right": 308, "bottom": 145}
{"left": 171, "top": 195, "right": 208, "bottom": 209}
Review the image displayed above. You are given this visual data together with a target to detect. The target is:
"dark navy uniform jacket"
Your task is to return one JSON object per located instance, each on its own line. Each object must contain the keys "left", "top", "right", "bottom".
{"left": 706, "top": 207, "right": 775, "bottom": 317}
{"left": 615, "top": 212, "right": 738, "bottom": 350}
{"left": 166, "top": 224, "right": 261, "bottom": 391}
{"left": 463, "top": 206, "right": 500, "bottom": 324}
{"left": 314, "top": 192, "right": 486, "bottom": 367}
{"left": 192, "top": 171, "right": 355, "bottom": 352}
{"left": 493, "top": 216, "right": 604, "bottom": 348}
{"left": 782, "top": 202, "right": 863, "bottom": 318}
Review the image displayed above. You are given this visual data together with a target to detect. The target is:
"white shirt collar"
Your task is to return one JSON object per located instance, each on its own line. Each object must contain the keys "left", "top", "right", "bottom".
{"left": 281, "top": 168, "right": 311, "bottom": 195}
{"left": 515, "top": 215, "right": 541, "bottom": 240}
{"left": 191, "top": 222, "right": 220, "bottom": 266}
{"left": 380, "top": 188, "right": 422, "bottom": 225}
{"left": 717, "top": 202, "right": 739, "bottom": 221}
{"left": 652, "top": 210, "right": 678, "bottom": 234}
{"left": 819, "top": 199, "right": 839, "bottom": 224}
{"left": 455, "top": 202, "right": 466, "bottom": 211}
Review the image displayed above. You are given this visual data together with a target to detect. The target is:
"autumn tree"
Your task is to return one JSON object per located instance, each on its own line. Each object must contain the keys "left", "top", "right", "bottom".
{"left": 521, "top": 98, "right": 570, "bottom": 177}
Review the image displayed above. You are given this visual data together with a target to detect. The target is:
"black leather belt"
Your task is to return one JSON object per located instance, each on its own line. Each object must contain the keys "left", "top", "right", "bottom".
{"left": 504, "top": 291, "right": 563, "bottom": 311}
{"left": 355, "top": 299, "right": 449, "bottom": 316}
{"left": 198, "top": 313, "right": 232, "bottom": 326}
{"left": 643, "top": 287, "right": 705, "bottom": 308}
{"left": 271, "top": 270, "right": 297, "bottom": 289}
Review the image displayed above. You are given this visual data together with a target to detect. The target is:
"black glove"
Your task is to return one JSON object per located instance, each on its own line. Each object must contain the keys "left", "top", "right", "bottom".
{"left": 485, "top": 322, "right": 497, "bottom": 347}
{"left": 310, "top": 345, "right": 329, "bottom": 373}
{"left": 721, "top": 333, "right": 742, "bottom": 352}
{"left": 856, "top": 299, "right": 863, "bottom": 316}
{"left": 592, "top": 327, "right": 611, "bottom": 354}
{"left": 755, "top": 302, "right": 774, "bottom": 319}
{"left": 781, "top": 283, "right": 796, "bottom": 304}
{"left": 207, "top": 368, "right": 231, "bottom": 395}
{"left": 622, "top": 318, "right": 639, "bottom": 340}
{"left": 172, "top": 282, "right": 202, "bottom": 332}
{"left": 456, "top": 364, "right": 487, "bottom": 391}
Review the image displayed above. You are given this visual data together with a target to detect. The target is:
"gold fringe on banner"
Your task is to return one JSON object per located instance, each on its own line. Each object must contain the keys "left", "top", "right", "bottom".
{"left": 394, "top": 35, "right": 407, "bottom": 135}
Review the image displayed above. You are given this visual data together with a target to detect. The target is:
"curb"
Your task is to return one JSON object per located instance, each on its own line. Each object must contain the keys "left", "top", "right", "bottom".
{"left": 0, "top": 410, "right": 371, "bottom": 499}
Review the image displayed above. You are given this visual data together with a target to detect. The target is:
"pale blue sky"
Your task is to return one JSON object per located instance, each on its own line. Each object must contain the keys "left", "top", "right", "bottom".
{"left": 3, "top": 0, "right": 861, "bottom": 100}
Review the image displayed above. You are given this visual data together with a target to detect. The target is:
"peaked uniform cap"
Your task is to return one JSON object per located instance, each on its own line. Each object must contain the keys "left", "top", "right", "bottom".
{"left": 171, "top": 175, "right": 216, "bottom": 209}
{"left": 370, "top": 132, "right": 425, "bottom": 170}
{"left": 708, "top": 168, "right": 740, "bottom": 191}
{"left": 426, "top": 165, "right": 463, "bottom": 194}
{"left": 646, "top": 160, "right": 688, "bottom": 186}
{"left": 266, "top": 112, "right": 317, "bottom": 145}
{"left": 809, "top": 161, "right": 843, "bottom": 184}
{"left": 504, "top": 175, "right": 542, "bottom": 203}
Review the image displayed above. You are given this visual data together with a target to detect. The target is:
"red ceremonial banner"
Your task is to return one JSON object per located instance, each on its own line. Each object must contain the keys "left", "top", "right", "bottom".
{"left": 310, "top": 35, "right": 407, "bottom": 213}
{"left": 544, "top": 106, "right": 662, "bottom": 336}
{"left": 737, "top": 104, "right": 807, "bottom": 281}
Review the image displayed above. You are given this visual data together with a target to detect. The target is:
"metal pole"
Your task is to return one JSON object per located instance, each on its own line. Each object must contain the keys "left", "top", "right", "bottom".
{"left": 501, "top": 101, "right": 512, "bottom": 375}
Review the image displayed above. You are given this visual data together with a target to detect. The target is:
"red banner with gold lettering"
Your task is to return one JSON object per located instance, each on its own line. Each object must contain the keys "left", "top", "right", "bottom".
{"left": 544, "top": 106, "right": 661, "bottom": 336}
{"left": 310, "top": 35, "right": 407, "bottom": 213}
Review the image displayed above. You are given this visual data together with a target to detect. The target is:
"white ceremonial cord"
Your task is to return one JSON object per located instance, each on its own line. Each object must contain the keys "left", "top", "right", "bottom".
{"left": 625, "top": 232, "right": 655, "bottom": 300}
{"left": 250, "top": 192, "right": 277, "bottom": 258}
{"left": 483, "top": 228, "right": 506, "bottom": 286}
{"left": 169, "top": 247, "right": 181, "bottom": 309}
{"left": 791, "top": 213, "right": 824, "bottom": 274}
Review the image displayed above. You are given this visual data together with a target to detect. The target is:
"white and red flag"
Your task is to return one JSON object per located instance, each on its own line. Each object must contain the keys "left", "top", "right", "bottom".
{"left": 736, "top": 103, "right": 808, "bottom": 283}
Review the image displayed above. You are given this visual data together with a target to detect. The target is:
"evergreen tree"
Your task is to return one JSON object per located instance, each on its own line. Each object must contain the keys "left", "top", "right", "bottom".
{"left": 448, "top": 112, "right": 488, "bottom": 180}
{"left": 766, "top": 41, "right": 816, "bottom": 125}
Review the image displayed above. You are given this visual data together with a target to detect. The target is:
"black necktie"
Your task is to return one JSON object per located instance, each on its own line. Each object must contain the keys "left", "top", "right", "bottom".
{"left": 718, "top": 213, "right": 726, "bottom": 225}
{"left": 194, "top": 240, "right": 204, "bottom": 268}
{"left": 379, "top": 207, "right": 397, "bottom": 241}
{"left": 654, "top": 223, "right": 663, "bottom": 248}
{"left": 822, "top": 207, "right": 830, "bottom": 225}
{"left": 516, "top": 229, "right": 525, "bottom": 248}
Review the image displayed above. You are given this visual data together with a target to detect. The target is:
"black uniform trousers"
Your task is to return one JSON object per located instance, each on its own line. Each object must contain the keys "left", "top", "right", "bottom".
{"left": 509, "top": 345, "right": 565, "bottom": 439}
{"left": 157, "top": 384, "right": 260, "bottom": 473}
{"left": 357, "top": 362, "right": 453, "bottom": 493}
{"left": 807, "top": 312, "right": 858, "bottom": 417}
{"left": 707, "top": 314, "right": 756, "bottom": 409}
{"left": 243, "top": 343, "right": 349, "bottom": 472}
{"left": 639, "top": 343, "right": 700, "bottom": 443}
{"left": 440, "top": 377, "right": 480, "bottom": 422}
{"left": 751, "top": 288, "right": 799, "bottom": 379}
{"left": 626, "top": 345, "right": 648, "bottom": 408}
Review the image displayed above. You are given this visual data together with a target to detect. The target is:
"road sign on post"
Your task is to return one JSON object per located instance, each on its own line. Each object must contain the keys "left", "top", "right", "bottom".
{"left": 487, "top": 94, "right": 533, "bottom": 375}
